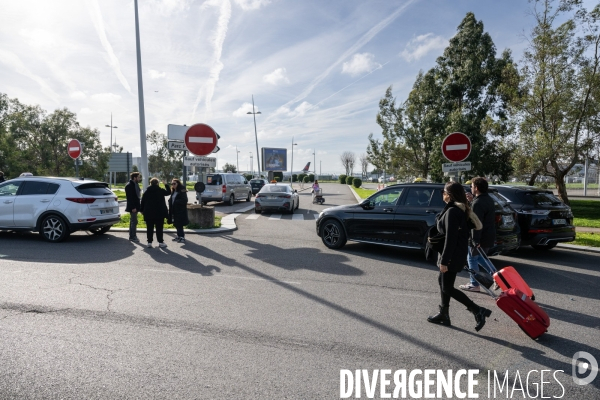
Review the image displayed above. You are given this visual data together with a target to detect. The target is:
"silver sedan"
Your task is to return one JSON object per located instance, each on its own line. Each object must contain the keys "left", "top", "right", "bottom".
{"left": 254, "top": 184, "right": 299, "bottom": 214}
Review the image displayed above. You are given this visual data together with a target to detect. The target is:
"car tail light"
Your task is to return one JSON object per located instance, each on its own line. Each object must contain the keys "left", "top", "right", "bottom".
{"left": 222, "top": 184, "right": 227, "bottom": 193}
{"left": 66, "top": 197, "right": 96, "bottom": 204}
{"left": 495, "top": 215, "right": 502, "bottom": 224}
{"left": 279, "top": 194, "right": 292, "bottom": 198}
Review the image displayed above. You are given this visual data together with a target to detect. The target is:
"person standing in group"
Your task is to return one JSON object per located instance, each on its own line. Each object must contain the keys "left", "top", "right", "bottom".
{"left": 461, "top": 177, "right": 496, "bottom": 292}
{"left": 125, "top": 172, "right": 142, "bottom": 242}
{"left": 427, "top": 181, "right": 492, "bottom": 332}
{"left": 140, "top": 178, "right": 170, "bottom": 248}
{"left": 168, "top": 178, "right": 189, "bottom": 243}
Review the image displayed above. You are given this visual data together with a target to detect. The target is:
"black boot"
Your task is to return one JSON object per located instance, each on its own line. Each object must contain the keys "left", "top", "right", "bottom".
{"left": 427, "top": 306, "right": 451, "bottom": 326}
{"left": 468, "top": 305, "right": 492, "bottom": 332}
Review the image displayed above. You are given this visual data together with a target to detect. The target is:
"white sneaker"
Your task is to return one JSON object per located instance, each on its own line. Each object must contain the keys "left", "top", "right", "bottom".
{"left": 159, "top": 242, "right": 167, "bottom": 248}
{"left": 459, "top": 283, "right": 480, "bottom": 292}
{"left": 147, "top": 242, "right": 152, "bottom": 248}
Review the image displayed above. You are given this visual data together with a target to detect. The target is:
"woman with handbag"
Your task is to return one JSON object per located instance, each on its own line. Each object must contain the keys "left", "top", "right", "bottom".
{"left": 427, "top": 181, "right": 491, "bottom": 332}
{"left": 168, "top": 178, "right": 189, "bottom": 243}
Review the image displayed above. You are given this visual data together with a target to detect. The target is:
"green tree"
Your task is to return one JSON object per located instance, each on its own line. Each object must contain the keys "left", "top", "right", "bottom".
{"left": 369, "top": 13, "right": 518, "bottom": 182}
{"left": 222, "top": 162, "right": 237, "bottom": 173}
{"left": 510, "top": 0, "right": 600, "bottom": 204}
{"left": 147, "top": 130, "right": 183, "bottom": 181}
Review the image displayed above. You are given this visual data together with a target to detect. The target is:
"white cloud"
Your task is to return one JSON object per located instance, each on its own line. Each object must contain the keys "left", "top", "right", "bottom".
{"left": 79, "top": 107, "right": 94, "bottom": 115}
{"left": 341, "top": 53, "right": 381, "bottom": 77}
{"left": 263, "top": 67, "right": 290, "bottom": 85}
{"left": 232, "top": 102, "right": 255, "bottom": 117}
{"left": 0, "top": 48, "right": 60, "bottom": 103}
{"left": 401, "top": 33, "right": 447, "bottom": 62}
{"left": 147, "top": 0, "right": 192, "bottom": 15}
{"left": 148, "top": 69, "right": 166, "bottom": 79}
{"left": 91, "top": 93, "right": 122, "bottom": 103}
{"left": 19, "top": 28, "right": 57, "bottom": 49}
{"left": 275, "top": 101, "right": 314, "bottom": 118}
{"left": 234, "top": 0, "right": 271, "bottom": 10}
{"left": 70, "top": 91, "right": 87, "bottom": 100}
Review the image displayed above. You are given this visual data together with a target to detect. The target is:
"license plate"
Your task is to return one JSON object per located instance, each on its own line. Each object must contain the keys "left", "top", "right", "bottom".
{"left": 552, "top": 219, "right": 566, "bottom": 225}
{"left": 99, "top": 208, "right": 113, "bottom": 214}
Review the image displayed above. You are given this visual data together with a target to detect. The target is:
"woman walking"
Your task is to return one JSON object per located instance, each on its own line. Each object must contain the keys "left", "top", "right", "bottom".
{"left": 427, "top": 181, "right": 491, "bottom": 332}
{"left": 140, "top": 178, "right": 170, "bottom": 248}
{"left": 168, "top": 178, "right": 189, "bottom": 243}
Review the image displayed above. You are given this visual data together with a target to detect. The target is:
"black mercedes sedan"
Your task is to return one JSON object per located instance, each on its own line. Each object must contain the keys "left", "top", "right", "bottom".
{"left": 491, "top": 185, "right": 575, "bottom": 250}
{"left": 316, "top": 182, "right": 520, "bottom": 256}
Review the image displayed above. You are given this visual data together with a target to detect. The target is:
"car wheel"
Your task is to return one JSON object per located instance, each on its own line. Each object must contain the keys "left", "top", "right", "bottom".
{"left": 320, "top": 219, "right": 346, "bottom": 249}
{"left": 246, "top": 192, "right": 251, "bottom": 202}
{"left": 295, "top": 199, "right": 299, "bottom": 210}
{"left": 228, "top": 194, "right": 235, "bottom": 206}
{"left": 90, "top": 226, "right": 111, "bottom": 235}
{"left": 41, "top": 215, "right": 70, "bottom": 242}
{"left": 531, "top": 242, "right": 557, "bottom": 250}
{"left": 289, "top": 204, "right": 295, "bottom": 214}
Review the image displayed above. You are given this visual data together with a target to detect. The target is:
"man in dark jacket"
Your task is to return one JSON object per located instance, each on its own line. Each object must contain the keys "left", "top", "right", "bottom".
{"left": 125, "top": 172, "right": 142, "bottom": 242}
{"left": 140, "top": 178, "right": 170, "bottom": 248}
{"left": 461, "top": 177, "right": 496, "bottom": 292}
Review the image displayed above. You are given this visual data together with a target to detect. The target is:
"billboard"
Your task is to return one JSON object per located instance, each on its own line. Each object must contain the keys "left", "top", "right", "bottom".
{"left": 262, "top": 148, "right": 288, "bottom": 171}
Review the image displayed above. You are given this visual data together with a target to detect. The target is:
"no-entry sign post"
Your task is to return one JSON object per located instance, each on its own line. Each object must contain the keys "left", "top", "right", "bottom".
{"left": 184, "top": 124, "right": 219, "bottom": 156}
{"left": 68, "top": 139, "right": 82, "bottom": 178}
{"left": 441, "top": 132, "right": 471, "bottom": 162}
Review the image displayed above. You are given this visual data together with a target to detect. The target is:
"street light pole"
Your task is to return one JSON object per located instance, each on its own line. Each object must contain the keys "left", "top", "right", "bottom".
{"left": 236, "top": 146, "right": 240, "bottom": 173}
{"left": 313, "top": 149, "right": 316, "bottom": 179}
{"left": 134, "top": 0, "right": 149, "bottom": 189}
{"left": 247, "top": 95, "right": 261, "bottom": 178}
{"left": 105, "top": 114, "right": 118, "bottom": 187}
{"left": 291, "top": 137, "right": 297, "bottom": 185}
{"left": 249, "top": 152, "right": 253, "bottom": 177}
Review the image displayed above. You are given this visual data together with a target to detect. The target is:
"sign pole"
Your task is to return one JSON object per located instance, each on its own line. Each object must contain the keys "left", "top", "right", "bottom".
{"left": 75, "top": 158, "right": 79, "bottom": 178}
{"left": 183, "top": 150, "right": 187, "bottom": 188}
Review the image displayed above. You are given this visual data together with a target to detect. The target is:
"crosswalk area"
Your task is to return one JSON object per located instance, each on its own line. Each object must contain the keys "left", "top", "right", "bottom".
{"left": 243, "top": 212, "right": 319, "bottom": 221}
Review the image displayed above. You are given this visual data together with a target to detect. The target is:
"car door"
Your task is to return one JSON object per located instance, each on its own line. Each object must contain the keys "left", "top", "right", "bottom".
{"left": 0, "top": 181, "right": 23, "bottom": 227}
{"left": 346, "top": 187, "right": 404, "bottom": 243}
{"left": 13, "top": 181, "right": 58, "bottom": 227}
{"left": 394, "top": 186, "right": 443, "bottom": 245}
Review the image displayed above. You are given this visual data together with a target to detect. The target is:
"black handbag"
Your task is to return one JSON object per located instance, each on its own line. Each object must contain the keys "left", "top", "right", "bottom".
{"left": 425, "top": 226, "right": 446, "bottom": 260}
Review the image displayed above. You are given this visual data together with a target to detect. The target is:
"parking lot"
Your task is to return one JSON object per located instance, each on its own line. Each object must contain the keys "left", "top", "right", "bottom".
{"left": 1, "top": 183, "right": 599, "bottom": 398}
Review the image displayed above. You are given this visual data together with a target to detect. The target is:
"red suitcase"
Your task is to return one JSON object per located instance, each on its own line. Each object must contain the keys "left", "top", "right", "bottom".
{"left": 495, "top": 288, "right": 550, "bottom": 339}
{"left": 494, "top": 266, "right": 535, "bottom": 300}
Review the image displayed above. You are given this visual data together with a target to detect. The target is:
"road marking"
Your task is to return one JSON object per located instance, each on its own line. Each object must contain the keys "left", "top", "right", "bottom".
{"left": 246, "top": 214, "right": 260, "bottom": 219}
{"left": 292, "top": 214, "right": 303, "bottom": 220}
{"left": 269, "top": 214, "right": 282, "bottom": 220}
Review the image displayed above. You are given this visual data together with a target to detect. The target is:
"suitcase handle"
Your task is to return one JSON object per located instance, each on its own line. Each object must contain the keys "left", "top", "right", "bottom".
{"left": 466, "top": 268, "right": 498, "bottom": 299}
{"left": 474, "top": 246, "right": 498, "bottom": 274}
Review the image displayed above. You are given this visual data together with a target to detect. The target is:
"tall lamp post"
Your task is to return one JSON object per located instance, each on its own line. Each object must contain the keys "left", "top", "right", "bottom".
{"left": 105, "top": 114, "right": 118, "bottom": 187}
{"left": 312, "top": 149, "right": 316, "bottom": 179}
{"left": 247, "top": 95, "right": 261, "bottom": 178}
{"left": 291, "top": 137, "right": 297, "bottom": 185}
{"left": 249, "top": 152, "right": 253, "bottom": 177}
{"left": 236, "top": 146, "right": 240, "bottom": 173}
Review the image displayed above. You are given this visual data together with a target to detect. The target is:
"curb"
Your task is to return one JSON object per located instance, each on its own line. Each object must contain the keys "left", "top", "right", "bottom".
{"left": 112, "top": 204, "right": 255, "bottom": 235}
{"left": 348, "top": 185, "right": 363, "bottom": 203}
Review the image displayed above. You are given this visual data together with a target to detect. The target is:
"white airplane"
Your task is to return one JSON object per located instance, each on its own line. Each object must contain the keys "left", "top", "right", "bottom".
{"left": 282, "top": 162, "right": 311, "bottom": 177}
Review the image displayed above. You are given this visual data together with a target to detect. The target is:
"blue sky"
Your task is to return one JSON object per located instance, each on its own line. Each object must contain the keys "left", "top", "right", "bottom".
{"left": 0, "top": 0, "right": 550, "bottom": 174}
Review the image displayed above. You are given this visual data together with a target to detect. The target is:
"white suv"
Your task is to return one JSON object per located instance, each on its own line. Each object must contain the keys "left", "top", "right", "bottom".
{"left": 0, "top": 176, "right": 120, "bottom": 242}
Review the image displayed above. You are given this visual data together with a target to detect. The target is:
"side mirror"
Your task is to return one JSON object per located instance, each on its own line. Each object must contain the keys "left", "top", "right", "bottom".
{"left": 244, "top": 181, "right": 248, "bottom": 184}
{"left": 360, "top": 199, "right": 374, "bottom": 210}
{"left": 294, "top": 189, "right": 298, "bottom": 193}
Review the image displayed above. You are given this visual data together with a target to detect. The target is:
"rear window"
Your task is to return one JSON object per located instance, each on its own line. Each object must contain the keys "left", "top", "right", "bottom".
{"left": 488, "top": 191, "right": 512, "bottom": 212}
{"left": 206, "top": 175, "right": 222, "bottom": 185}
{"left": 250, "top": 179, "right": 263, "bottom": 184}
{"left": 518, "top": 191, "right": 563, "bottom": 206}
{"left": 260, "top": 185, "right": 289, "bottom": 193}
{"left": 75, "top": 182, "right": 112, "bottom": 196}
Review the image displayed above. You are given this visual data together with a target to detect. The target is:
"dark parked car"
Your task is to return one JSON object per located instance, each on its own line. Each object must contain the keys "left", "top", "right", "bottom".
{"left": 316, "top": 183, "right": 520, "bottom": 256}
{"left": 491, "top": 185, "right": 575, "bottom": 250}
{"left": 250, "top": 178, "right": 269, "bottom": 195}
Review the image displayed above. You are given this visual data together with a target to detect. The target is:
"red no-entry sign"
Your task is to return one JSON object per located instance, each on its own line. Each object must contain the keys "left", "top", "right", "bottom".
{"left": 68, "top": 139, "right": 82, "bottom": 159}
{"left": 441, "top": 132, "right": 471, "bottom": 162}
{"left": 184, "top": 124, "right": 218, "bottom": 156}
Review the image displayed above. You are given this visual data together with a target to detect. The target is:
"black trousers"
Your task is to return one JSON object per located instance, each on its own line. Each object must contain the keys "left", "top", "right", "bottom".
{"left": 146, "top": 220, "right": 164, "bottom": 243}
{"left": 438, "top": 270, "right": 477, "bottom": 309}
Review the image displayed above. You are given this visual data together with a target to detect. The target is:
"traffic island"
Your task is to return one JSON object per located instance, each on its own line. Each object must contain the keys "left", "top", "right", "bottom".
{"left": 187, "top": 204, "right": 215, "bottom": 228}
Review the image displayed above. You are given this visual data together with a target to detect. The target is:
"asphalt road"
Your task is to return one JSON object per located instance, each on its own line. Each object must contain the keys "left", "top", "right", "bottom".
{"left": 1, "top": 183, "right": 599, "bottom": 399}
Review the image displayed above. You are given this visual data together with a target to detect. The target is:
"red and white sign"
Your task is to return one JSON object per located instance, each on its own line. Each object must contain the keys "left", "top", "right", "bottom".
{"left": 184, "top": 123, "right": 218, "bottom": 156}
{"left": 441, "top": 132, "right": 471, "bottom": 162}
{"left": 68, "top": 139, "right": 82, "bottom": 159}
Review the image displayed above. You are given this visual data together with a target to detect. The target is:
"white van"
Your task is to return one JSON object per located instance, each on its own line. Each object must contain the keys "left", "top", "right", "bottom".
{"left": 197, "top": 173, "right": 252, "bottom": 206}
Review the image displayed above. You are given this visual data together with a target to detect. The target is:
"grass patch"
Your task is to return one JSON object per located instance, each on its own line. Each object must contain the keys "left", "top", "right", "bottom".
{"left": 353, "top": 187, "right": 377, "bottom": 199}
{"left": 113, "top": 213, "right": 221, "bottom": 229}
{"left": 570, "top": 200, "right": 600, "bottom": 228}
{"left": 573, "top": 232, "right": 600, "bottom": 247}
{"left": 113, "top": 191, "right": 127, "bottom": 201}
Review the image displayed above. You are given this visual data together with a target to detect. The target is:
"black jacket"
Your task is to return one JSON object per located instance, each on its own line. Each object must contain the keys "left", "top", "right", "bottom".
{"left": 140, "top": 184, "right": 170, "bottom": 223}
{"left": 471, "top": 192, "right": 496, "bottom": 248}
{"left": 436, "top": 201, "right": 469, "bottom": 272}
{"left": 124, "top": 179, "right": 141, "bottom": 212}
{"left": 168, "top": 189, "right": 189, "bottom": 227}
